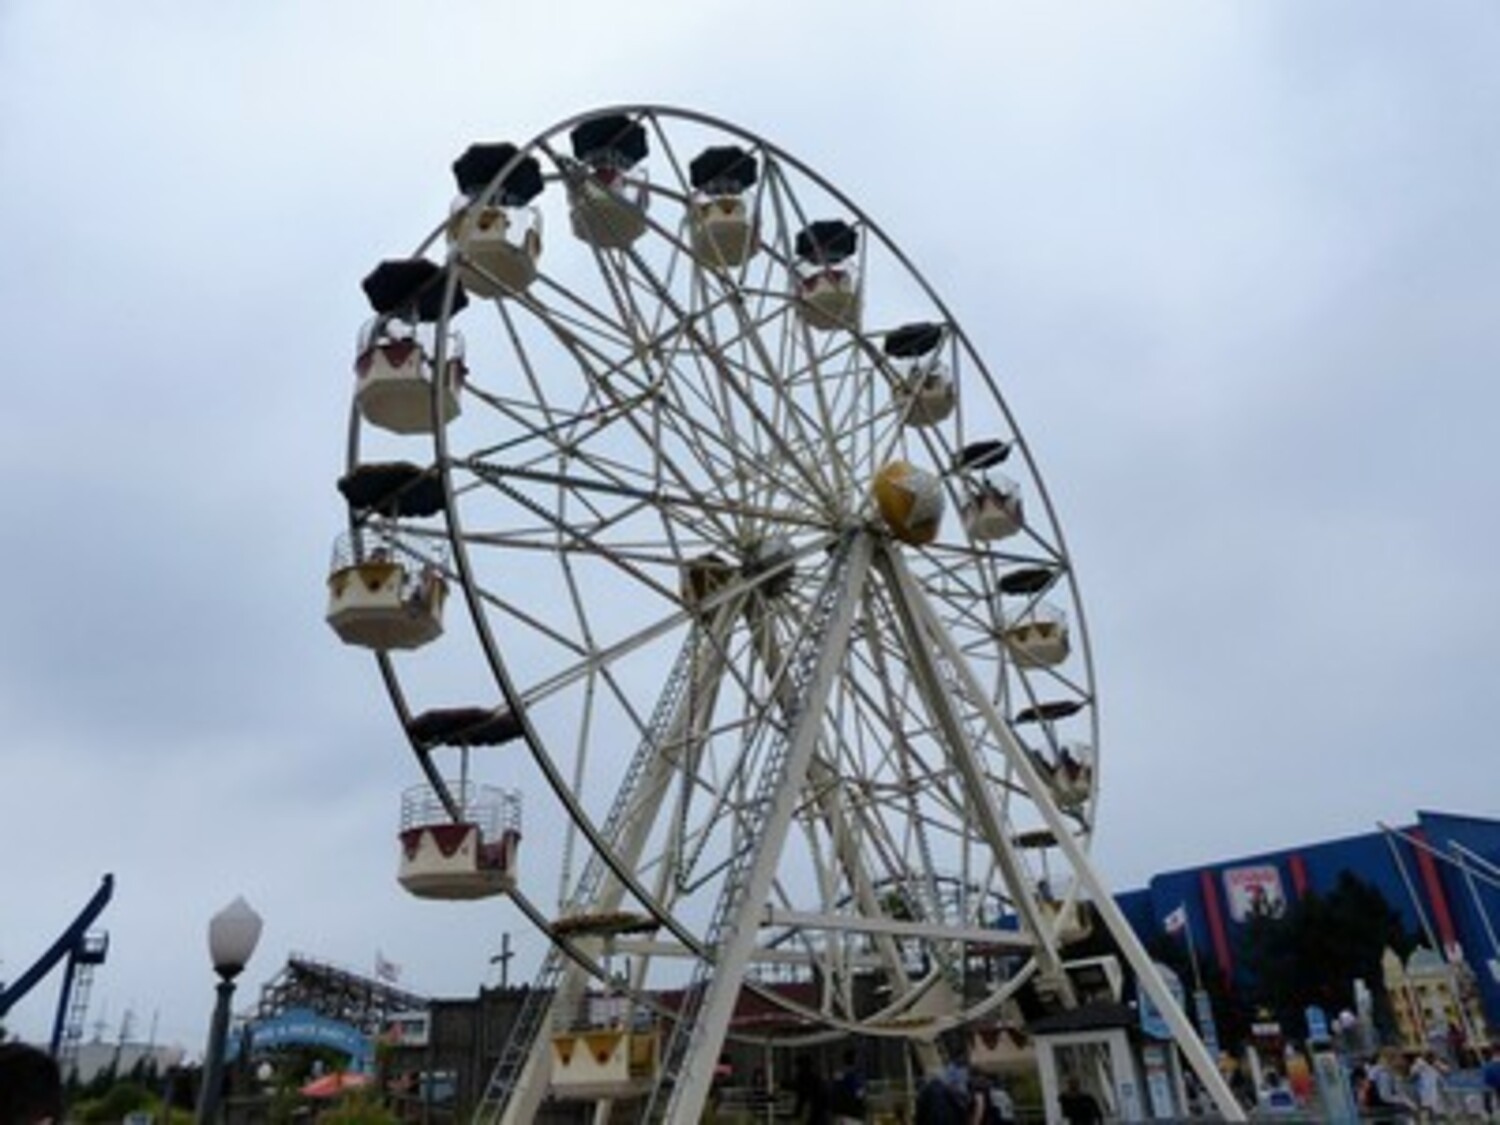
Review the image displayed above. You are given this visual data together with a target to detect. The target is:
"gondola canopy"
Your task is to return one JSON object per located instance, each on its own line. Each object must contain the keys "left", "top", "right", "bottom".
{"left": 884, "top": 322, "right": 943, "bottom": 359}
{"left": 569, "top": 114, "right": 648, "bottom": 167}
{"left": 689, "top": 145, "right": 758, "bottom": 193}
{"left": 998, "top": 566, "right": 1060, "bottom": 596}
{"left": 954, "top": 439, "right": 1011, "bottom": 472}
{"left": 795, "top": 220, "right": 857, "bottom": 264}
{"left": 361, "top": 259, "right": 468, "bottom": 321}
{"left": 338, "top": 462, "right": 446, "bottom": 519}
{"left": 407, "top": 706, "right": 524, "bottom": 749}
{"left": 451, "top": 142, "right": 545, "bottom": 206}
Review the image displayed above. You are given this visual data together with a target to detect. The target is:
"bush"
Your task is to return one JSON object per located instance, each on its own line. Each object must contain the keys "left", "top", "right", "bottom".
{"left": 77, "top": 1081, "right": 152, "bottom": 1123}
{"left": 316, "top": 1091, "right": 399, "bottom": 1125}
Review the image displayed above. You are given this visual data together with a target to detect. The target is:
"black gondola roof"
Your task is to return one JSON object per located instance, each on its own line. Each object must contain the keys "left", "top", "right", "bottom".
{"left": 689, "top": 145, "right": 758, "bottom": 192}
{"left": 795, "top": 220, "right": 858, "bottom": 263}
{"left": 884, "top": 322, "right": 944, "bottom": 359}
{"left": 1012, "top": 828, "right": 1058, "bottom": 849}
{"left": 998, "top": 566, "right": 1059, "bottom": 596}
{"left": 338, "top": 462, "right": 446, "bottom": 518}
{"left": 954, "top": 439, "right": 1011, "bottom": 472}
{"left": 361, "top": 259, "right": 468, "bottom": 322}
{"left": 1015, "top": 699, "right": 1084, "bottom": 725}
{"left": 407, "top": 707, "right": 524, "bottom": 748}
{"left": 570, "top": 114, "right": 648, "bottom": 167}
{"left": 451, "top": 142, "right": 544, "bottom": 205}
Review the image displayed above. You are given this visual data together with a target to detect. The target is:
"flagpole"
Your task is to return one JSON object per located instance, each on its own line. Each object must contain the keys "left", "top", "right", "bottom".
{"left": 1184, "top": 915, "right": 1203, "bottom": 994}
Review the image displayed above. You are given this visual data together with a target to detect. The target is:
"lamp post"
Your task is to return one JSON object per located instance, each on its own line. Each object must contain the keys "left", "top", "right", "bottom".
{"left": 195, "top": 896, "right": 263, "bottom": 1125}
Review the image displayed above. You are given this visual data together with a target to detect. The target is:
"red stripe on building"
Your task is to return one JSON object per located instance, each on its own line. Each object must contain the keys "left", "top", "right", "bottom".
{"left": 1289, "top": 853, "right": 1309, "bottom": 898}
{"left": 1410, "top": 827, "right": 1458, "bottom": 951}
{"left": 1200, "top": 869, "right": 1234, "bottom": 988}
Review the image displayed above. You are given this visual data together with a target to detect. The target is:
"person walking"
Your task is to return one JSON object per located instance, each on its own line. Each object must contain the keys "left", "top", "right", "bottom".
{"left": 914, "top": 1065, "right": 969, "bottom": 1125}
{"left": 790, "top": 1054, "right": 831, "bottom": 1125}
{"left": 1409, "top": 1050, "right": 1448, "bottom": 1122}
{"left": 830, "top": 1048, "right": 869, "bottom": 1124}
{"left": 1482, "top": 1044, "right": 1500, "bottom": 1119}
{"left": 1057, "top": 1077, "right": 1103, "bottom": 1125}
{"left": 1366, "top": 1049, "right": 1417, "bottom": 1123}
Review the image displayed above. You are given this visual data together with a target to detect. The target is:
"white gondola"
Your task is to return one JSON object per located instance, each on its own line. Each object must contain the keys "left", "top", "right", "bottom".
{"left": 690, "top": 195, "right": 755, "bottom": 268}
{"left": 449, "top": 201, "right": 542, "bottom": 296}
{"left": 1031, "top": 871, "right": 1094, "bottom": 946}
{"left": 795, "top": 266, "right": 860, "bottom": 331}
{"left": 447, "top": 142, "right": 545, "bottom": 296}
{"left": 325, "top": 530, "right": 447, "bottom": 651}
{"left": 569, "top": 170, "right": 649, "bottom": 249}
{"left": 1051, "top": 744, "right": 1093, "bottom": 808}
{"left": 1031, "top": 743, "right": 1093, "bottom": 810}
{"left": 396, "top": 782, "right": 522, "bottom": 900}
{"left": 550, "top": 994, "right": 659, "bottom": 1100}
{"left": 549, "top": 1027, "right": 659, "bottom": 1099}
{"left": 1038, "top": 897, "right": 1094, "bottom": 945}
{"left": 1001, "top": 602, "right": 1070, "bottom": 668}
{"left": 794, "top": 220, "right": 861, "bottom": 331}
{"left": 895, "top": 368, "right": 956, "bottom": 427}
{"left": 886, "top": 322, "right": 955, "bottom": 427}
{"left": 962, "top": 477, "right": 1024, "bottom": 541}
{"left": 353, "top": 321, "right": 465, "bottom": 435}
{"left": 568, "top": 115, "right": 651, "bottom": 250}
{"left": 688, "top": 145, "right": 758, "bottom": 269}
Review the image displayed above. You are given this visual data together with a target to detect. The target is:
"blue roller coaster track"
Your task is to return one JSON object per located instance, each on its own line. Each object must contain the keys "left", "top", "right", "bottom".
{"left": 0, "top": 874, "right": 114, "bottom": 1056}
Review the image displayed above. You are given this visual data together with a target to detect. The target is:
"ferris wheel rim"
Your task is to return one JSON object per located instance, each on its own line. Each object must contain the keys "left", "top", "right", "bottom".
{"left": 349, "top": 103, "right": 1102, "bottom": 1042}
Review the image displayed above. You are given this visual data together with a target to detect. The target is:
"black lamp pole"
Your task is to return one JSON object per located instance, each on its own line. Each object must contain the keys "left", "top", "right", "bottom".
{"left": 196, "top": 974, "right": 239, "bottom": 1125}
{"left": 194, "top": 897, "right": 262, "bottom": 1125}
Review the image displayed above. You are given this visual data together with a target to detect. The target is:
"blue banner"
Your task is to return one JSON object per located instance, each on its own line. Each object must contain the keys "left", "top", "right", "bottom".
{"left": 229, "top": 1007, "right": 374, "bottom": 1071}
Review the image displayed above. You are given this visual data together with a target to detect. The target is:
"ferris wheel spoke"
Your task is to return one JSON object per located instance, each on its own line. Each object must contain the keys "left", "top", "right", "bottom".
{"left": 868, "top": 545, "right": 1065, "bottom": 959}
{"left": 605, "top": 233, "right": 841, "bottom": 505}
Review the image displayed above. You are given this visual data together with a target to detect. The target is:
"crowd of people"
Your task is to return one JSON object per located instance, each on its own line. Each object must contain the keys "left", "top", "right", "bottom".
{"left": 1339, "top": 1042, "right": 1500, "bottom": 1122}
{"left": 912, "top": 1063, "right": 1020, "bottom": 1125}
{"left": 1226, "top": 1040, "right": 1500, "bottom": 1122}
{"left": 781, "top": 1053, "right": 1021, "bottom": 1125}
{"left": 778, "top": 1041, "right": 1500, "bottom": 1124}
{"left": 12, "top": 1031, "right": 1500, "bottom": 1123}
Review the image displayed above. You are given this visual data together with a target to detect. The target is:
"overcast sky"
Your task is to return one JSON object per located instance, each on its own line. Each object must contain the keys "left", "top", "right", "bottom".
{"left": 2, "top": 1, "right": 1496, "bottom": 1056}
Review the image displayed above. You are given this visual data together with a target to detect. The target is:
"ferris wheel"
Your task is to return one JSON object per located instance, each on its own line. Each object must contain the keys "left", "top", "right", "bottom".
{"left": 326, "top": 106, "right": 1239, "bottom": 1124}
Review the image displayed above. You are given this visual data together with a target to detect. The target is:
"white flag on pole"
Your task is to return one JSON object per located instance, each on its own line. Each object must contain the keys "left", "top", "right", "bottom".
{"left": 375, "top": 951, "right": 401, "bottom": 983}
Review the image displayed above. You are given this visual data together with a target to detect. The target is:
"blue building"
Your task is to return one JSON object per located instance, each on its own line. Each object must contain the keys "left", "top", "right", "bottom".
{"left": 1117, "top": 810, "right": 1500, "bottom": 1032}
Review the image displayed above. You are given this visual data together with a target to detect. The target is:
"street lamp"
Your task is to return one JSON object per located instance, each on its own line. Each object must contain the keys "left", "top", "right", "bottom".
{"left": 195, "top": 896, "right": 263, "bottom": 1125}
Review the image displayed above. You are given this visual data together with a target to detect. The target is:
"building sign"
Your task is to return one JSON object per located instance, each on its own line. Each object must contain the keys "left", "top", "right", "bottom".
{"left": 1139, "top": 962, "right": 1186, "bottom": 1041}
{"left": 240, "top": 1007, "right": 374, "bottom": 1071}
{"left": 386, "top": 1010, "right": 431, "bottom": 1047}
{"left": 1223, "top": 864, "right": 1286, "bottom": 922}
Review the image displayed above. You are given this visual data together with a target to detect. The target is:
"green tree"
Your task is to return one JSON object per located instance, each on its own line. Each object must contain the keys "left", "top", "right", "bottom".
{"left": 1239, "top": 869, "right": 1413, "bottom": 1037}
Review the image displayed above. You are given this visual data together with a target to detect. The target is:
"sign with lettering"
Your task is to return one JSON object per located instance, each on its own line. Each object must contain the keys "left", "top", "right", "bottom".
{"left": 233, "top": 1007, "right": 374, "bottom": 1071}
